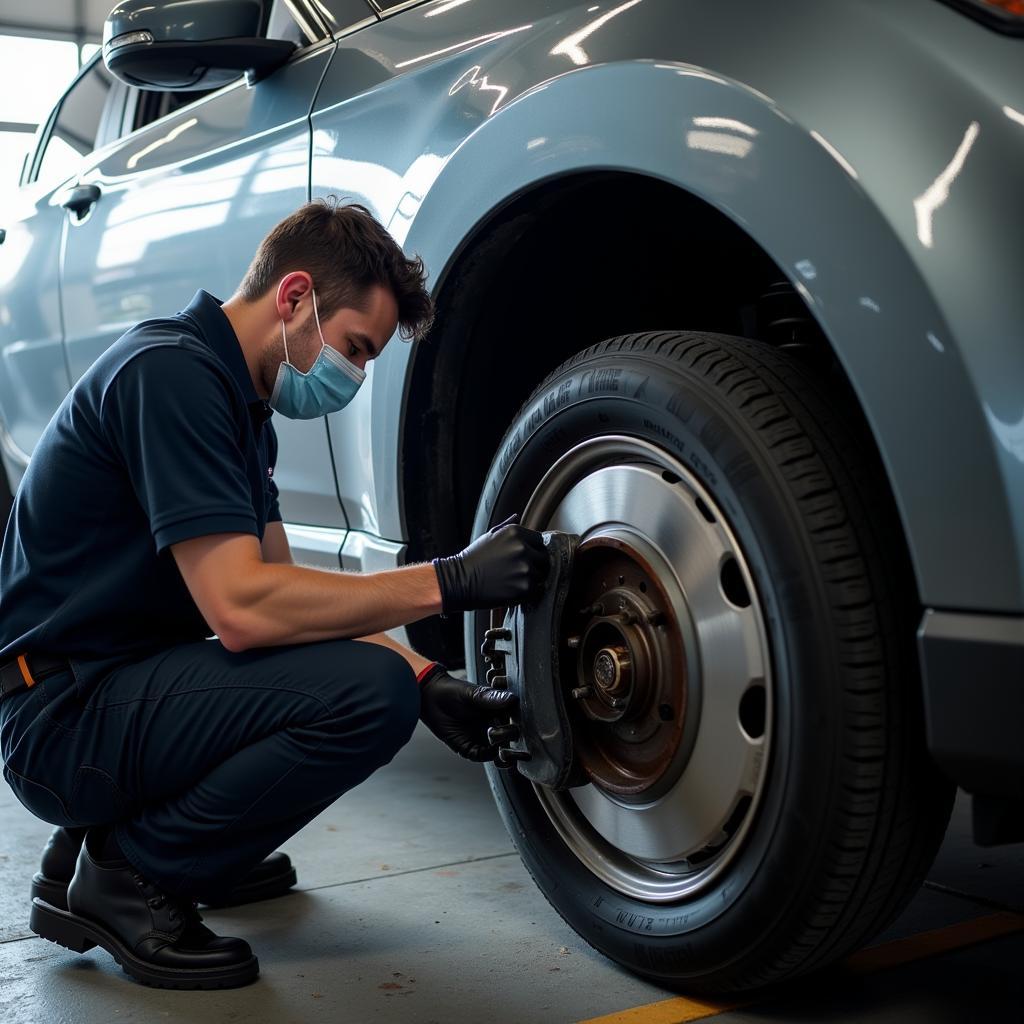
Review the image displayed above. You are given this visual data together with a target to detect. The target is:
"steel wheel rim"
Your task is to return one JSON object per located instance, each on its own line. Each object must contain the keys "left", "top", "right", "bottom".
{"left": 520, "top": 435, "right": 773, "bottom": 903}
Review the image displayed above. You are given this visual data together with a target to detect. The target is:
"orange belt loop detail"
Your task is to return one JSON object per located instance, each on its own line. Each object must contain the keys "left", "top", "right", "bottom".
{"left": 17, "top": 654, "right": 36, "bottom": 687}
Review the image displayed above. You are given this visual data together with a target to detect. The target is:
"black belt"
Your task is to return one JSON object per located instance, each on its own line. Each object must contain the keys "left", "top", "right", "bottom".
{"left": 0, "top": 653, "right": 71, "bottom": 700}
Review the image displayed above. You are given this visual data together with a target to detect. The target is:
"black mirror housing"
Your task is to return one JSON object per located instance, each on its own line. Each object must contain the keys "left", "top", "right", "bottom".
{"left": 102, "top": 0, "right": 296, "bottom": 91}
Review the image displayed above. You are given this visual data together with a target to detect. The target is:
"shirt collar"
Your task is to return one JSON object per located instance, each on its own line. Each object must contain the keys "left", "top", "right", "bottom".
{"left": 181, "top": 290, "right": 273, "bottom": 427}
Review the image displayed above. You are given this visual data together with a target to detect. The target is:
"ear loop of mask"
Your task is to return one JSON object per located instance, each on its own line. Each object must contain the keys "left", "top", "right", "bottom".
{"left": 311, "top": 288, "right": 326, "bottom": 342}
{"left": 280, "top": 288, "right": 327, "bottom": 374}
{"left": 280, "top": 317, "right": 292, "bottom": 367}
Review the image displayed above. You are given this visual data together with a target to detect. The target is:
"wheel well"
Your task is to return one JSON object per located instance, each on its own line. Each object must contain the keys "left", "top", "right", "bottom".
{"left": 402, "top": 172, "right": 860, "bottom": 663}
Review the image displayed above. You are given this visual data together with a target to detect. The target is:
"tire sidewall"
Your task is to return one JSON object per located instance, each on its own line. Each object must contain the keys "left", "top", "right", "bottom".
{"left": 471, "top": 346, "right": 848, "bottom": 980}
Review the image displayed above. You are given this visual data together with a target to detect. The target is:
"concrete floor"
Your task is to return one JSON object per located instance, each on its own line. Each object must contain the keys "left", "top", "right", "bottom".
{"left": 1, "top": 722, "right": 1022, "bottom": 1024}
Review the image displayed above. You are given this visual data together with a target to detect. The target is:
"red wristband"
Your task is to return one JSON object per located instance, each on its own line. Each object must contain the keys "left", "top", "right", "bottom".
{"left": 416, "top": 662, "right": 446, "bottom": 687}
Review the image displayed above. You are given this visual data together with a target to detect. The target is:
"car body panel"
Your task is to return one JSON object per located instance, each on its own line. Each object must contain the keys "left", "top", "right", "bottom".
{"left": 919, "top": 610, "right": 1024, "bottom": 799}
{"left": 309, "top": 0, "right": 1024, "bottom": 611}
{"left": 0, "top": 0, "right": 1022, "bottom": 755}
{"left": 59, "top": 42, "right": 348, "bottom": 542}
{"left": 0, "top": 178, "right": 71, "bottom": 483}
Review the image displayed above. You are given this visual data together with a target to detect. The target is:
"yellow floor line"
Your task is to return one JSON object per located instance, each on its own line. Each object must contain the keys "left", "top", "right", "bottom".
{"left": 842, "top": 910, "right": 1024, "bottom": 975}
{"left": 576, "top": 910, "right": 1024, "bottom": 1024}
{"left": 575, "top": 994, "right": 739, "bottom": 1024}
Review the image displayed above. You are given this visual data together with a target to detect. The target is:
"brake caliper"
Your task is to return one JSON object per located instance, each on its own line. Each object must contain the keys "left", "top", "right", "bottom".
{"left": 480, "top": 531, "right": 583, "bottom": 790}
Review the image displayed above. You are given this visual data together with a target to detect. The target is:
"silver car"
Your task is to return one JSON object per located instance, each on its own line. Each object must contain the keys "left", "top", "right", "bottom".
{"left": 1, "top": 0, "right": 1022, "bottom": 993}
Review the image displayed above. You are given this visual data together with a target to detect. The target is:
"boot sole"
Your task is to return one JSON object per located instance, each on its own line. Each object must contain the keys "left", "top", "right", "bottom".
{"left": 29, "top": 898, "right": 259, "bottom": 989}
{"left": 32, "top": 864, "right": 297, "bottom": 912}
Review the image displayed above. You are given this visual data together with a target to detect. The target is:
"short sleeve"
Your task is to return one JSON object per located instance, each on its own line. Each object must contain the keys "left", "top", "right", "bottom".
{"left": 265, "top": 421, "right": 282, "bottom": 524}
{"left": 103, "top": 345, "right": 259, "bottom": 554}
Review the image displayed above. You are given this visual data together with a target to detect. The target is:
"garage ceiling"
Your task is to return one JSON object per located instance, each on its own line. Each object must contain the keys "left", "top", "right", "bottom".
{"left": 0, "top": 0, "right": 107, "bottom": 40}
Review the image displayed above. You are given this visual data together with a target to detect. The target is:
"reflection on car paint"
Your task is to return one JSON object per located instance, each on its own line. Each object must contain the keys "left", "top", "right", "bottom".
{"left": 913, "top": 121, "right": 980, "bottom": 250}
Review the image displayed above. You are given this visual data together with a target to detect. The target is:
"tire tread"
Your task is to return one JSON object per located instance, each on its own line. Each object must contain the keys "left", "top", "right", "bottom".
{"left": 512, "top": 330, "right": 953, "bottom": 992}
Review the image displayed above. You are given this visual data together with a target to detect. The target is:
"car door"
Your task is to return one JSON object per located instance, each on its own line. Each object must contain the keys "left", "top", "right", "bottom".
{"left": 0, "top": 55, "right": 121, "bottom": 489}
{"left": 309, "top": 0, "right": 481, "bottom": 549}
{"left": 57, "top": 1, "right": 360, "bottom": 557}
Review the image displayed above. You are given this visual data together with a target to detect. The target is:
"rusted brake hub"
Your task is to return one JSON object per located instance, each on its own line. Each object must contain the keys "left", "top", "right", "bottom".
{"left": 484, "top": 532, "right": 689, "bottom": 802}
{"left": 561, "top": 537, "right": 688, "bottom": 800}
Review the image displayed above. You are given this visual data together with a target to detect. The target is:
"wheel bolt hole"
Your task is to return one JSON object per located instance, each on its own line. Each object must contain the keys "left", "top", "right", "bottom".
{"left": 720, "top": 555, "right": 751, "bottom": 608}
{"left": 617, "top": 575, "right": 625, "bottom": 585}
{"left": 658, "top": 703, "right": 674, "bottom": 721}
{"left": 695, "top": 496, "right": 716, "bottom": 523}
{"left": 662, "top": 470, "right": 681, "bottom": 484}
{"left": 739, "top": 684, "right": 766, "bottom": 739}
{"left": 639, "top": 581, "right": 647, "bottom": 593}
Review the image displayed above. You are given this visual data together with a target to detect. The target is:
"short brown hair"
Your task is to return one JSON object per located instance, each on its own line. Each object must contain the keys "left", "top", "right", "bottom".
{"left": 238, "top": 196, "right": 433, "bottom": 341}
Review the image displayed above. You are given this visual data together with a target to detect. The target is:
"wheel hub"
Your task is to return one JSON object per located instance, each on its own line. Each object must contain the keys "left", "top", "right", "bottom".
{"left": 514, "top": 436, "right": 773, "bottom": 901}
{"left": 592, "top": 644, "right": 630, "bottom": 702}
{"left": 561, "top": 537, "right": 690, "bottom": 800}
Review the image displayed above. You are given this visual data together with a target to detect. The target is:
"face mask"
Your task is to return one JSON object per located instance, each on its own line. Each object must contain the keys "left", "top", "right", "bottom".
{"left": 269, "top": 289, "right": 367, "bottom": 419}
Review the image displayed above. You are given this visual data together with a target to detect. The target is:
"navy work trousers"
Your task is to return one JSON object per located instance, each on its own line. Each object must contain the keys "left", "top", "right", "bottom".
{"left": 0, "top": 638, "right": 419, "bottom": 902}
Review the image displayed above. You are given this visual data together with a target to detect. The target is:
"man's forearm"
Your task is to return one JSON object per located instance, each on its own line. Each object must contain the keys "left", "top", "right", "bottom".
{"left": 223, "top": 560, "right": 442, "bottom": 652}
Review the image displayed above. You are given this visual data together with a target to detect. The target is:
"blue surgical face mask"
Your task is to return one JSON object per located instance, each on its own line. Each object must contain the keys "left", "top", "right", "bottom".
{"left": 269, "top": 289, "right": 367, "bottom": 419}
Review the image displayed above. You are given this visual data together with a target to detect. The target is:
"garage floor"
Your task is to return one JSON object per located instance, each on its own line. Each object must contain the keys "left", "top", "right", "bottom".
{"left": 1, "top": 722, "right": 1022, "bottom": 1024}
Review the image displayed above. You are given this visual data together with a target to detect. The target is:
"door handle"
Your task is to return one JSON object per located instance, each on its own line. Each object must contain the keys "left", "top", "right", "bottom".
{"left": 61, "top": 184, "right": 102, "bottom": 216}
{"left": 0, "top": 228, "right": 5, "bottom": 245}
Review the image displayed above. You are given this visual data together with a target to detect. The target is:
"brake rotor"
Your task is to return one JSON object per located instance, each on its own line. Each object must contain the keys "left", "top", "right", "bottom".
{"left": 561, "top": 537, "right": 690, "bottom": 800}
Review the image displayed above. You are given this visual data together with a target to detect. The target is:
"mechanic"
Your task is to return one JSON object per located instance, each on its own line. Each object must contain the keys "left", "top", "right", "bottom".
{"left": 0, "top": 198, "right": 547, "bottom": 990}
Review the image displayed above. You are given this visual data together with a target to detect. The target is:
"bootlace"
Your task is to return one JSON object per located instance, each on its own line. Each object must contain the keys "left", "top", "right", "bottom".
{"left": 129, "top": 871, "right": 202, "bottom": 925}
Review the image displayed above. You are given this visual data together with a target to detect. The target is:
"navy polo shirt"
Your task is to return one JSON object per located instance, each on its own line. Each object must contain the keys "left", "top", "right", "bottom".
{"left": 0, "top": 290, "right": 281, "bottom": 682}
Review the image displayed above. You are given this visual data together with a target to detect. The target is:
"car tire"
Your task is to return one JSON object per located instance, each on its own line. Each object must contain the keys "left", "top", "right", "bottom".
{"left": 467, "top": 331, "right": 955, "bottom": 993}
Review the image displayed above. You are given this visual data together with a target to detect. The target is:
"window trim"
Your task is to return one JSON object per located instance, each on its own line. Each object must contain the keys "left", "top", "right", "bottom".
{"left": 27, "top": 51, "right": 111, "bottom": 186}
{"left": 18, "top": 122, "right": 47, "bottom": 187}
{"left": 335, "top": 13, "right": 380, "bottom": 37}
{"left": 96, "top": 78, "right": 130, "bottom": 151}
{"left": 269, "top": 0, "right": 335, "bottom": 48}
{"left": 367, "top": 0, "right": 428, "bottom": 15}
{"left": 316, "top": 0, "right": 380, "bottom": 37}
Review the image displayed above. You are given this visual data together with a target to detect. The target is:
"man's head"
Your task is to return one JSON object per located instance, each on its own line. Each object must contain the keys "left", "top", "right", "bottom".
{"left": 227, "top": 197, "right": 433, "bottom": 406}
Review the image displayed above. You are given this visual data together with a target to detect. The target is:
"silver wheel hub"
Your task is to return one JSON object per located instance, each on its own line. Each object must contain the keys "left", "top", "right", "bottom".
{"left": 521, "top": 437, "right": 772, "bottom": 902}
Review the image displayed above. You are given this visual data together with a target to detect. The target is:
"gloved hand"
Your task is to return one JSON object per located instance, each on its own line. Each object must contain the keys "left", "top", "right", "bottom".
{"left": 432, "top": 514, "right": 548, "bottom": 614}
{"left": 417, "top": 662, "right": 518, "bottom": 762}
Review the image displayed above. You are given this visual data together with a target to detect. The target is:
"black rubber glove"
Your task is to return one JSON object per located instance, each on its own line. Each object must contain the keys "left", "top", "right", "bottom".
{"left": 432, "top": 514, "right": 548, "bottom": 614}
{"left": 418, "top": 663, "right": 519, "bottom": 762}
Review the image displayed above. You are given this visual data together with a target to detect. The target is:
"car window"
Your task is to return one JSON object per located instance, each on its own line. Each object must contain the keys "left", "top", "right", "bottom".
{"left": 130, "top": 87, "right": 216, "bottom": 134}
{"left": 35, "top": 58, "right": 114, "bottom": 188}
{"left": 128, "top": 0, "right": 331, "bottom": 136}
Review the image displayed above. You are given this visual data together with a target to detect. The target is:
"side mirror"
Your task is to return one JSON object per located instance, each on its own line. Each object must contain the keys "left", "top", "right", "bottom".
{"left": 102, "top": 0, "right": 296, "bottom": 92}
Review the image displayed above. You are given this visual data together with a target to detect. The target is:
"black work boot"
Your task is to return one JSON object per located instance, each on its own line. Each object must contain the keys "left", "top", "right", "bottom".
{"left": 30, "top": 825, "right": 89, "bottom": 910}
{"left": 31, "top": 825, "right": 297, "bottom": 911}
{"left": 29, "top": 828, "right": 259, "bottom": 989}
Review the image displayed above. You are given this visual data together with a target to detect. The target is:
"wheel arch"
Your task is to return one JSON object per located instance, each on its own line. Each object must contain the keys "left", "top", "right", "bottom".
{"left": 383, "top": 59, "right": 1016, "bottom": 657}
